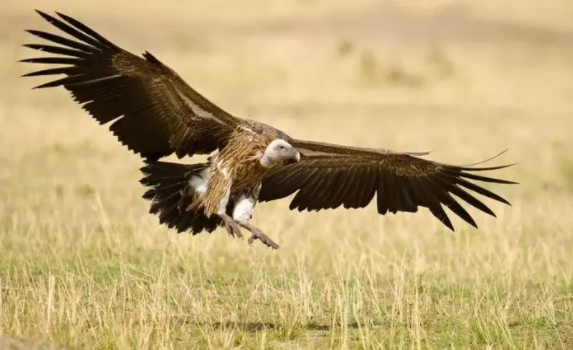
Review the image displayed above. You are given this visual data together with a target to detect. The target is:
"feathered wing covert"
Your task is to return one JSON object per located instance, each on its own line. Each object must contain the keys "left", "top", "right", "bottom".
{"left": 22, "top": 11, "right": 516, "bottom": 234}
{"left": 260, "top": 140, "right": 516, "bottom": 231}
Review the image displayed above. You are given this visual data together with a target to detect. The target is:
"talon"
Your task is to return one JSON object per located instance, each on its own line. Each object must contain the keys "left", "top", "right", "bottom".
{"left": 236, "top": 221, "right": 279, "bottom": 250}
{"left": 219, "top": 214, "right": 243, "bottom": 239}
{"left": 229, "top": 222, "right": 243, "bottom": 239}
{"left": 250, "top": 230, "right": 279, "bottom": 250}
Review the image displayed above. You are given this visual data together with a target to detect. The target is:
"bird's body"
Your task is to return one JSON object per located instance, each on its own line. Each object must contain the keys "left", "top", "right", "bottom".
{"left": 201, "top": 126, "right": 270, "bottom": 217}
{"left": 141, "top": 124, "right": 298, "bottom": 248}
{"left": 207, "top": 123, "right": 294, "bottom": 212}
{"left": 22, "top": 11, "right": 517, "bottom": 249}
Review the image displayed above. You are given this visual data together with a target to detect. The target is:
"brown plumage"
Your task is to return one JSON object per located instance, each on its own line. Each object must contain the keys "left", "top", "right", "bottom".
{"left": 201, "top": 127, "right": 275, "bottom": 217}
{"left": 21, "top": 11, "right": 517, "bottom": 249}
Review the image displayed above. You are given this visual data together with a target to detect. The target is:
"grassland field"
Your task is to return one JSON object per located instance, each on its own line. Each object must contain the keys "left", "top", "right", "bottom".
{"left": 1, "top": 1, "right": 573, "bottom": 349}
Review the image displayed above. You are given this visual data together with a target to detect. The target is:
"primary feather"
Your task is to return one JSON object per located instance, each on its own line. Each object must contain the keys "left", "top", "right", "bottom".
{"left": 22, "top": 10, "right": 239, "bottom": 160}
{"left": 260, "top": 140, "right": 516, "bottom": 231}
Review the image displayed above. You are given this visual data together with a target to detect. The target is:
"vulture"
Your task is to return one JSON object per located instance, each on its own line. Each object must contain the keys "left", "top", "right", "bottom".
{"left": 21, "top": 11, "right": 516, "bottom": 249}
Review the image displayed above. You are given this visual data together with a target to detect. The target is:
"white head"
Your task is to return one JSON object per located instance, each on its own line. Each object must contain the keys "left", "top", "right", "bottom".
{"left": 260, "top": 139, "right": 300, "bottom": 169}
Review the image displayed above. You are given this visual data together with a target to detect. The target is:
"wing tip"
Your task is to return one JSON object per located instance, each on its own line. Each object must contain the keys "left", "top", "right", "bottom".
{"left": 34, "top": 9, "right": 60, "bottom": 25}
{"left": 444, "top": 222, "right": 455, "bottom": 232}
{"left": 55, "top": 11, "right": 76, "bottom": 23}
{"left": 460, "top": 148, "right": 517, "bottom": 168}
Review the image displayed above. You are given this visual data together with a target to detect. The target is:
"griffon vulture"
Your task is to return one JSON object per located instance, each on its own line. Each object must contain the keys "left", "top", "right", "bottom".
{"left": 21, "top": 11, "right": 516, "bottom": 249}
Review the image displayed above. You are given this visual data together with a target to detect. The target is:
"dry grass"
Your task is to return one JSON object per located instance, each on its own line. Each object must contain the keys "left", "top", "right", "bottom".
{"left": 1, "top": 1, "right": 573, "bottom": 349}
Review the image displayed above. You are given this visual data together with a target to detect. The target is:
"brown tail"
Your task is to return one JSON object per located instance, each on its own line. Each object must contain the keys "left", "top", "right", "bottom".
{"left": 139, "top": 161, "right": 221, "bottom": 234}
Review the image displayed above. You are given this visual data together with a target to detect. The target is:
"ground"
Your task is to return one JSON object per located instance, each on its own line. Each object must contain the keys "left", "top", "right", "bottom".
{"left": 1, "top": 0, "right": 573, "bottom": 349}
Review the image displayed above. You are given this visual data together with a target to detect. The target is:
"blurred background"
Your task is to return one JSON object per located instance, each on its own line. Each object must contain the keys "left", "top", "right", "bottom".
{"left": 1, "top": 0, "right": 573, "bottom": 348}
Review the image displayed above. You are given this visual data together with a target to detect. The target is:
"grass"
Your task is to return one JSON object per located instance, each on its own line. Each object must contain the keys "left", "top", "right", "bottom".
{"left": 1, "top": 1, "right": 573, "bottom": 349}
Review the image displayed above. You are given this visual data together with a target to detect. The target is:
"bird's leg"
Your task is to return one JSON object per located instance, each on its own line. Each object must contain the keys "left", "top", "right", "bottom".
{"left": 218, "top": 213, "right": 243, "bottom": 239}
{"left": 236, "top": 221, "right": 279, "bottom": 250}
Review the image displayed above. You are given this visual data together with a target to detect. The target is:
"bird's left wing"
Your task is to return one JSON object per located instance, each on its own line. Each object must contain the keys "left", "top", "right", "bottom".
{"left": 21, "top": 11, "right": 241, "bottom": 160}
{"left": 259, "top": 139, "right": 516, "bottom": 231}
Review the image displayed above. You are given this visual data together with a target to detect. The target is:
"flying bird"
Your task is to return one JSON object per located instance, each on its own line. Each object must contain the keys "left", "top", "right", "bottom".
{"left": 21, "top": 11, "right": 516, "bottom": 249}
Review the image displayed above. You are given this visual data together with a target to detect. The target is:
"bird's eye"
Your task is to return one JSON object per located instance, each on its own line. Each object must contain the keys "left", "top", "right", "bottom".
{"left": 279, "top": 145, "right": 285, "bottom": 150}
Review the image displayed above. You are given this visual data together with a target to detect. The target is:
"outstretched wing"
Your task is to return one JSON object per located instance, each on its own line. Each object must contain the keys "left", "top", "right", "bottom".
{"left": 21, "top": 10, "right": 241, "bottom": 160}
{"left": 260, "top": 139, "right": 516, "bottom": 231}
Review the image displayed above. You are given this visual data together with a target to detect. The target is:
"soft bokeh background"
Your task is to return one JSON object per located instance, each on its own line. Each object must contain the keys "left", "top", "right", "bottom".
{"left": 1, "top": 1, "right": 572, "bottom": 349}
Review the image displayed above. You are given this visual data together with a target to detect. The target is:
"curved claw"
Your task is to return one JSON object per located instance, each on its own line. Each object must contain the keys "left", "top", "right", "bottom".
{"left": 249, "top": 230, "right": 279, "bottom": 250}
{"left": 219, "top": 214, "right": 243, "bottom": 239}
{"left": 236, "top": 221, "right": 279, "bottom": 250}
{"left": 226, "top": 221, "right": 243, "bottom": 239}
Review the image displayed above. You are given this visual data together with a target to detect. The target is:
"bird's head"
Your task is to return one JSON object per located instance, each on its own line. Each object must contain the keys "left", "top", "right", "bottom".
{"left": 260, "top": 139, "right": 300, "bottom": 168}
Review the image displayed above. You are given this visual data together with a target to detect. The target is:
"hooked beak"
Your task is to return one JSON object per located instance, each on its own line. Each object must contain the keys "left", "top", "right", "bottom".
{"left": 287, "top": 150, "right": 301, "bottom": 164}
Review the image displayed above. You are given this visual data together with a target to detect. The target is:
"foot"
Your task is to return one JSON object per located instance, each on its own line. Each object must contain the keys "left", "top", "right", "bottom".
{"left": 247, "top": 228, "right": 279, "bottom": 250}
{"left": 219, "top": 214, "right": 243, "bottom": 239}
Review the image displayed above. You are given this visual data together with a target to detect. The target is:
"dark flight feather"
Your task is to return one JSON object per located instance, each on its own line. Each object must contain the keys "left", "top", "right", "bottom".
{"left": 261, "top": 140, "right": 516, "bottom": 231}
{"left": 22, "top": 10, "right": 241, "bottom": 160}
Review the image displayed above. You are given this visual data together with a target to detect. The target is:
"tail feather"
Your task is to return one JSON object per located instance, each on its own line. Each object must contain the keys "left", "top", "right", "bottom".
{"left": 140, "top": 161, "right": 221, "bottom": 234}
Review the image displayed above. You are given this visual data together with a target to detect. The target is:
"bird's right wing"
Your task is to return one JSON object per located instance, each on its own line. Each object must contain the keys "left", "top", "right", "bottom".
{"left": 22, "top": 11, "right": 241, "bottom": 160}
{"left": 260, "top": 139, "right": 517, "bottom": 231}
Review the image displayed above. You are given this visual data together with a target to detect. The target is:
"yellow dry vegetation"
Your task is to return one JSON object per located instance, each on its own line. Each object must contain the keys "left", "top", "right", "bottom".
{"left": 1, "top": 1, "right": 572, "bottom": 349}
